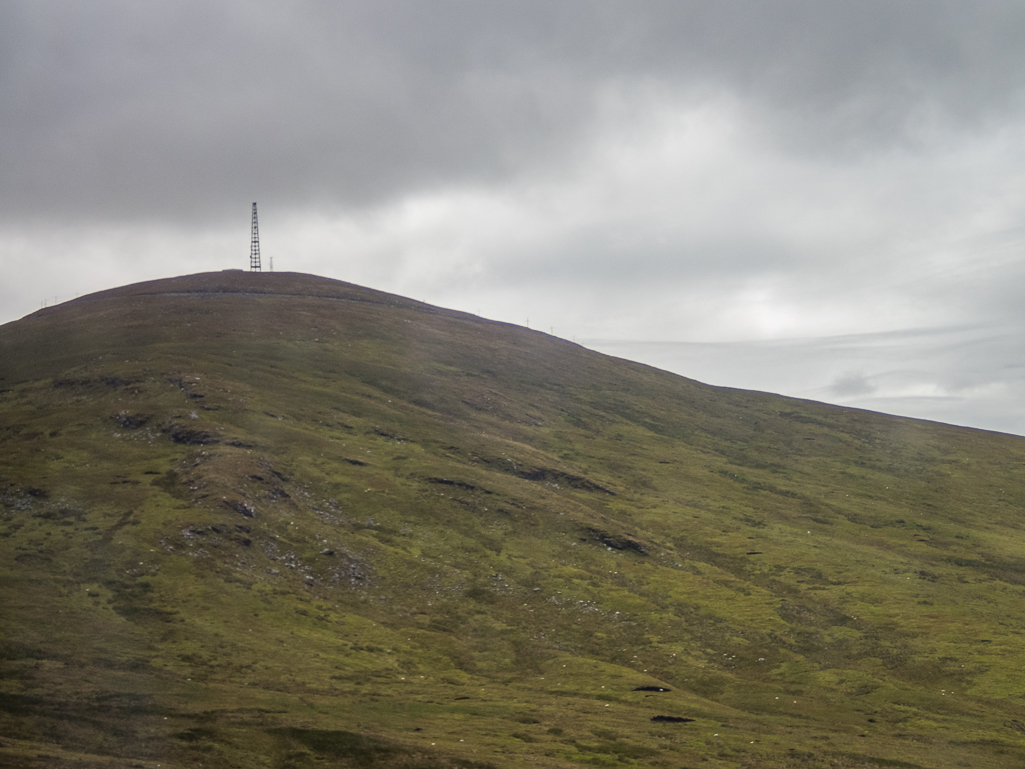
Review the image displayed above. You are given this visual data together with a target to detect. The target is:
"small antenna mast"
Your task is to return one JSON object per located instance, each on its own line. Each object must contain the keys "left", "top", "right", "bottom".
{"left": 250, "top": 202, "right": 261, "bottom": 272}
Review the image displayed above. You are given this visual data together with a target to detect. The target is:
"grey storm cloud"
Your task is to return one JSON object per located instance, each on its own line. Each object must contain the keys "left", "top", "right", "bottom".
{"left": 3, "top": 0, "right": 1025, "bottom": 225}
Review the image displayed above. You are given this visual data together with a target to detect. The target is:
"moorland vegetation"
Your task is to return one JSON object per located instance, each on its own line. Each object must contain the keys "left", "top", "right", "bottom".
{"left": 3, "top": 271, "right": 1025, "bottom": 768}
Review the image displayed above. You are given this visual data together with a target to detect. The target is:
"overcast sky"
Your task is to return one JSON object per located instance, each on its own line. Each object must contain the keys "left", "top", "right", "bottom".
{"left": 2, "top": 1, "right": 1024, "bottom": 435}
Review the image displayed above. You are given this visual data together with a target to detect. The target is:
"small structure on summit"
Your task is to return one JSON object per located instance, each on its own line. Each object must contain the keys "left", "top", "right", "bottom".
{"left": 249, "top": 202, "right": 261, "bottom": 272}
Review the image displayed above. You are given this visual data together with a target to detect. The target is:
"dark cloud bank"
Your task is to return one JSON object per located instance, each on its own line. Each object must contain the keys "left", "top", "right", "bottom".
{"left": 3, "top": 1, "right": 1024, "bottom": 223}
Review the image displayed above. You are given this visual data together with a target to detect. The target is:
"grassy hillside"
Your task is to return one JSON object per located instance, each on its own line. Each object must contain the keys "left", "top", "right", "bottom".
{"left": 3, "top": 270, "right": 1025, "bottom": 768}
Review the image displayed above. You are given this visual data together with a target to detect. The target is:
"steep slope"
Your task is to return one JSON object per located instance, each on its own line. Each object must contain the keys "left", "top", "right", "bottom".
{"left": 3, "top": 270, "right": 1025, "bottom": 769}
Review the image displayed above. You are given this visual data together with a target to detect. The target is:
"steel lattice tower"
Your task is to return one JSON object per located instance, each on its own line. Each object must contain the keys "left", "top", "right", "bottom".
{"left": 249, "top": 202, "right": 261, "bottom": 272}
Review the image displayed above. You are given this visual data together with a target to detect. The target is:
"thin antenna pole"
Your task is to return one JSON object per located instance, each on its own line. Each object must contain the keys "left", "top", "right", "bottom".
{"left": 250, "top": 202, "right": 261, "bottom": 272}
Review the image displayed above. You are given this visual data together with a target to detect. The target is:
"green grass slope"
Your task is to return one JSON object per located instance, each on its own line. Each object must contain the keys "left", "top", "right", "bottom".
{"left": 3, "top": 270, "right": 1025, "bottom": 768}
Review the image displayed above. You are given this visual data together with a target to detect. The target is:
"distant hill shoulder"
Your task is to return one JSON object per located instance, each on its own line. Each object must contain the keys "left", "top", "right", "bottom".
{"left": 56, "top": 270, "right": 430, "bottom": 311}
